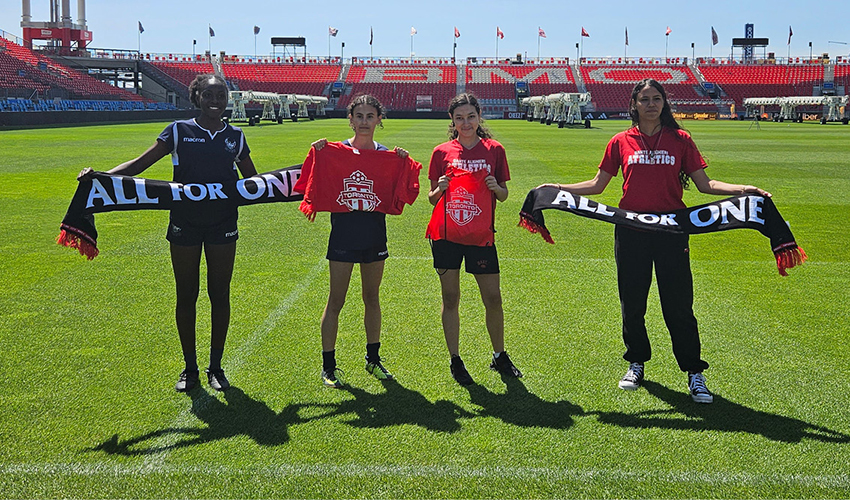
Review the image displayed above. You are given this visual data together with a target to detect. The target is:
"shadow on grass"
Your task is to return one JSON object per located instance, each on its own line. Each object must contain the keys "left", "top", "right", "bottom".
{"left": 88, "top": 386, "right": 299, "bottom": 456}
{"left": 593, "top": 380, "right": 850, "bottom": 443}
{"left": 297, "top": 379, "right": 475, "bottom": 433}
{"left": 466, "top": 376, "right": 585, "bottom": 429}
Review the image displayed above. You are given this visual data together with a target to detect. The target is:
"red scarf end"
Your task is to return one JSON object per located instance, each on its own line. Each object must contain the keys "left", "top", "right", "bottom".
{"left": 775, "top": 245, "right": 807, "bottom": 276}
{"left": 56, "top": 229, "right": 99, "bottom": 260}
{"left": 518, "top": 213, "right": 554, "bottom": 244}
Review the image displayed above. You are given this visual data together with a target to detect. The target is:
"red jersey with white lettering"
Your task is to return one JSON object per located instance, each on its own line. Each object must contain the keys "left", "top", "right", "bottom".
{"left": 426, "top": 138, "right": 510, "bottom": 246}
{"left": 598, "top": 127, "right": 707, "bottom": 213}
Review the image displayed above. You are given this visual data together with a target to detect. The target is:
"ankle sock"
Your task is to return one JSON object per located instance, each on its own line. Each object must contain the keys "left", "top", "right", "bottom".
{"left": 366, "top": 342, "right": 381, "bottom": 363}
{"left": 209, "top": 347, "right": 224, "bottom": 371}
{"left": 322, "top": 350, "right": 337, "bottom": 372}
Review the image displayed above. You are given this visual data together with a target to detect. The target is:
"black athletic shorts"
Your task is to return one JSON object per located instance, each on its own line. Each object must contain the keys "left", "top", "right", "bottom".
{"left": 166, "top": 214, "right": 239, "bottom": 246}
{"left": 327, "top": 243, "right": 389, "bottom": 263}
{"left": 431, "top": 239, "right": 499, "bottom": 274}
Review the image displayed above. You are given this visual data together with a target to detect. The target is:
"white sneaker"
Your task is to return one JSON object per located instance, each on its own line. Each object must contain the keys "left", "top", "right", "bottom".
{"left": 688, "top": 372, "right": 714, "bottom": 403}
{"left": 618, "top": 362, "right": 644, "bottom": 390}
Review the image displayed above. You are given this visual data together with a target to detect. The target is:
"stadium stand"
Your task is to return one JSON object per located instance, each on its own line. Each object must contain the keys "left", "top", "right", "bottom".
{"left": 699, "top": 63, "right": 824, "bottom": 107}
{"left": 339, "top": 63, "right": 456, "bottom": 111}
{"left": 580, "top": 64, "right": 710, "bottom": 112}
{"left": 466, "top": 64, "right": 577, "bottom": 114}
{"left": 0, "top": 37, "right": 147, "bottom": 102}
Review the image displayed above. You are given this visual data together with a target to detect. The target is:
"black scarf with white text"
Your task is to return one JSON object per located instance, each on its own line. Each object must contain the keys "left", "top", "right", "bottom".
{"left": 57, "top": 166, "right": 302, "bottom": 259}
{"left": 519, "top": 186, "right": 807, "bottom": 275}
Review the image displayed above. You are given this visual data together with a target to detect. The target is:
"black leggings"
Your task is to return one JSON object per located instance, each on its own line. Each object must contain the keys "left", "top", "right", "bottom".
{"left": 614, "top": 226, "right": 709, "bottom": 373}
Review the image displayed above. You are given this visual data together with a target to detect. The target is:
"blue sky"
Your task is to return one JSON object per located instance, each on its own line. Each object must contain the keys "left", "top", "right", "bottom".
{"left": 2, "top": 0, "right": 849, "bottom": 62}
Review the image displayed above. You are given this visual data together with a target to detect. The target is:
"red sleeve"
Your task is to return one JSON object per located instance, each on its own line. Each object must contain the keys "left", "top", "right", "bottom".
{"left": 680, "top": 131, "right": 708, "bottom": 175}
{"left": 428, "top": 147, "right": 446, "bottom": 181}
{"left": 598, "top": 135, "right": 623, "bottom": 177}
{"left": 492, "top": 142, "right": 510, "bottom": 183}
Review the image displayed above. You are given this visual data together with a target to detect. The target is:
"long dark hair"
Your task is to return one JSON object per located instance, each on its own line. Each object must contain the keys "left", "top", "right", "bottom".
{"left": 188, "top": 74, "right": 227, "bottom": 108}
{"left": 629, "top": 78, "right": 691, "bottom": 189}
{"left": 447, "top": 93, "right": 492, "bottom": 139}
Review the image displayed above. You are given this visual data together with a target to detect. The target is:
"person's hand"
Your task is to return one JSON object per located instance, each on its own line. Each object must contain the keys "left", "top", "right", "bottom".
{"left": 436, "top": 175, "right": 450, "bottom": 193}
{"left": 311, "top": 138, "right": 328, "bottom": 151}
{"left": 536, "top": 183, "right": 562, "bottom": 190}
{"left": 77, "top": 167, "right": 94, "bottom": 181}
{"left": 742, "top": 185, "right": 772, "bottom": 198}
{"left": 394, "top": 147, "right": 409, "bottom": 158}
{"left": 484, "top": 175, "right": 500, "bottom": 192}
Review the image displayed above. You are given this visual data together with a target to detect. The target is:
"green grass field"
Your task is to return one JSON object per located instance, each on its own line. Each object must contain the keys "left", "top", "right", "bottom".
{"left": 0, "top": 118, "right": 848, "bottom": 498}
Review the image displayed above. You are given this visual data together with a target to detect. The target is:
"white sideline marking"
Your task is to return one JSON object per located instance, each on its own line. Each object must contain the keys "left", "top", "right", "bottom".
{"left": 140, "top": 259, "right": 326, "bottom": 471}
{"left": 2, "top": 463, "right": 848, "bottom": 488}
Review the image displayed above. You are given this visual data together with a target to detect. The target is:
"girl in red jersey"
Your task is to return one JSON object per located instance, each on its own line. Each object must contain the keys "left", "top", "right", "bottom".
{"left": 78, "top": 74, "right": 258, "bottom": 393}
{"left": 426, "top": 93, "right": 522, "bottom": 386}
{"left": 307, "top": 95, "right": 409, "bottom": 388}
{"left": 542, "top": 79, "right": 770, "bottom": 403}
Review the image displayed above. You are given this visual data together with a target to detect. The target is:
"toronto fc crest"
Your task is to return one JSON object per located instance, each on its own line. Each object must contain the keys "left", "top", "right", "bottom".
{"left": 337, "top": 170, "right": 382, "bottom": 211}
{"left": 446, "top": 187, "right": 481, "bottom": 226}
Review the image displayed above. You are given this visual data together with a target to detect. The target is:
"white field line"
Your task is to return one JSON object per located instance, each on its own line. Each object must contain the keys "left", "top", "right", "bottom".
{"left": 392, "top": 255, "right": 845, "bottom": 266}
{"left": 1, "top": 462, "right": 848, "bottom": 488}
{"left": 139, "top": 259, "right": 326, "bottom": 472}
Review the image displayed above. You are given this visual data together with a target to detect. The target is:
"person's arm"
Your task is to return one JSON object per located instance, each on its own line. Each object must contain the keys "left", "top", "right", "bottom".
{"left": 428, "top": 177, "right": 449, "bottom": 206}
{"left": 538, "top": 169, "right": 613, "bottom": 196}
{"left": 485, "top": 176, "right": 508, "bottom": 202}
{"left": 77, "top": 140, "right": 170, "bottom": 180}
{"left": 236, "top": 155, "right": 258, "bottom": 178}
{"left": 689, "top": 169, "right": 771, "bottom": 197}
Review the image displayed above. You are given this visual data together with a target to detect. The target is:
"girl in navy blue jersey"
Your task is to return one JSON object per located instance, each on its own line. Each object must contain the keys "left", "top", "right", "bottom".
{"left": 78, "top": 74, "right": 258, "bottom": 392}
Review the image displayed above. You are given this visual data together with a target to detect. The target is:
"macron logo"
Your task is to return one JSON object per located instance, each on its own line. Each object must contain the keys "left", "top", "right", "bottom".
{"left": 183, "top": 137, "right": 206, "bottom": 143}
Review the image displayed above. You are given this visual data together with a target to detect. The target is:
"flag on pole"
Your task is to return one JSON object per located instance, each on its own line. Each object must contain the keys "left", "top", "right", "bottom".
{"left": 370, "top": 27, "right": 373, "bottom": 45}
{"left": 788, "top": 25, "right": 793, "bottom": 45}
{"left": 625, "top": 27, "right": 629, "bottom": 46}
{"left": 711, "top": 26, "right": 718, "bottom": 45}
{"left": 329, "top": 26, "right": 338, "bottom": 37}
{"left": 581, "top": 27, "right": 590, "bottom": 37}
{"left": 665, "top": 26, "right": 672, "bottom": 36}
{"left": 538, "top": 27, "right": 546, "bottom": 38}
{"left": 138, "top": 21, "right": 144, "bottom": 34}
{"left": 497, "top": 27, "right": 504, "bottom": 39}
{"left": 410, "top": 27, "right": 417, "bottom": 36}
{"left": 209, "top": 26, "right": 215, "bottom": 37}
{"left": 454, "top": 27, "right": 460, "bottom": 38}
{"left": 254, "top": 26, "right": 260, "bottom": 35}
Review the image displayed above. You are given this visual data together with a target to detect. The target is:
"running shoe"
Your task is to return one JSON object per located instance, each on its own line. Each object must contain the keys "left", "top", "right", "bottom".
{"left": 490, "top": 351, "right": 523, "bottom": 378}
{"left": 205, "top": 368, "right": 230, "bottom": 391}
{"left": 618, "top": 362, "right": 645, "bottom": 390}
{"left": 321, "top": 368, "right": 345, "bottom": 388}
{"left": 450, "top": 356, "right": 474, "bottom": 386}
{"left": 175, "top": 369, "right": 199, "bottom": 392}
{"left": 688, "top": 372, "right": 714, "bottom": 403}
{"left": 365, "top": 360, "right": 394, "bottom": 380}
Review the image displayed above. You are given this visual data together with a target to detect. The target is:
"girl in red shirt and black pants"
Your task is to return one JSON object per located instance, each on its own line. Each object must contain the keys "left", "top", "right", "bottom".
{"left": 545, "top": 79, "right": 770, "bottom": 403}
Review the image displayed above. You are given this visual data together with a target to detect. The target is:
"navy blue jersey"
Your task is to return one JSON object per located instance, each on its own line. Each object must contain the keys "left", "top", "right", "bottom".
{"left": 328, "top": 140, "right": 388, "bottom": 250}
{"left": 157, "top": 119, "right": 251, "bottom": 226}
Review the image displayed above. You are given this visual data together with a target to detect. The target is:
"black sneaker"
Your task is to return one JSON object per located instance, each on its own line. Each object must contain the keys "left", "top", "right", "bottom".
{"left": 619, "top": 362, "right": 644, "bottom": 390}
{"left": 688, "top": 372, "right": 714, "bottom": 404}
{"left": 490, "top": 351, "right": 523, "bottom": 378}
{"left": 450, "top": 356, "right": 474, "bottom": 386}
{"left": 175, "top": 369, "right": 199, "bottom": 392}
{"left": 205, "top": 368, "right": 230, "bottom": 391}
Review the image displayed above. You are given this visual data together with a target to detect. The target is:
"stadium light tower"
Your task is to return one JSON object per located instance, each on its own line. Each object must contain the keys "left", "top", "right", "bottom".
{"left": 20, "top": 0, "right": 91, "bottom": 54}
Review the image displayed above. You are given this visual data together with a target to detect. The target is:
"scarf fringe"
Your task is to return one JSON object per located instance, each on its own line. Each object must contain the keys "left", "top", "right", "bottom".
{"left": 56, "top": 227, "right": 99, "bottom": 260}
{"left": 774, "top": 245, "right": 807, "bottom": 276}
{"left": 518, "top": 212, "right": 554, "bottom": 244}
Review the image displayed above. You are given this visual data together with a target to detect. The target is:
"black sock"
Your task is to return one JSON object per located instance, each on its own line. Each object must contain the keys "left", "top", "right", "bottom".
{"left": 183, "top": 350, "right": 198, "bottom": 373}
{"left": 209, "top": 347, "right": 224, "bottom": 371}
{"left": 322, "top": 350, "right": 336, "bottom": 372}
{"left": 366, "top": 342, "right": 381, "bottom": 363}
